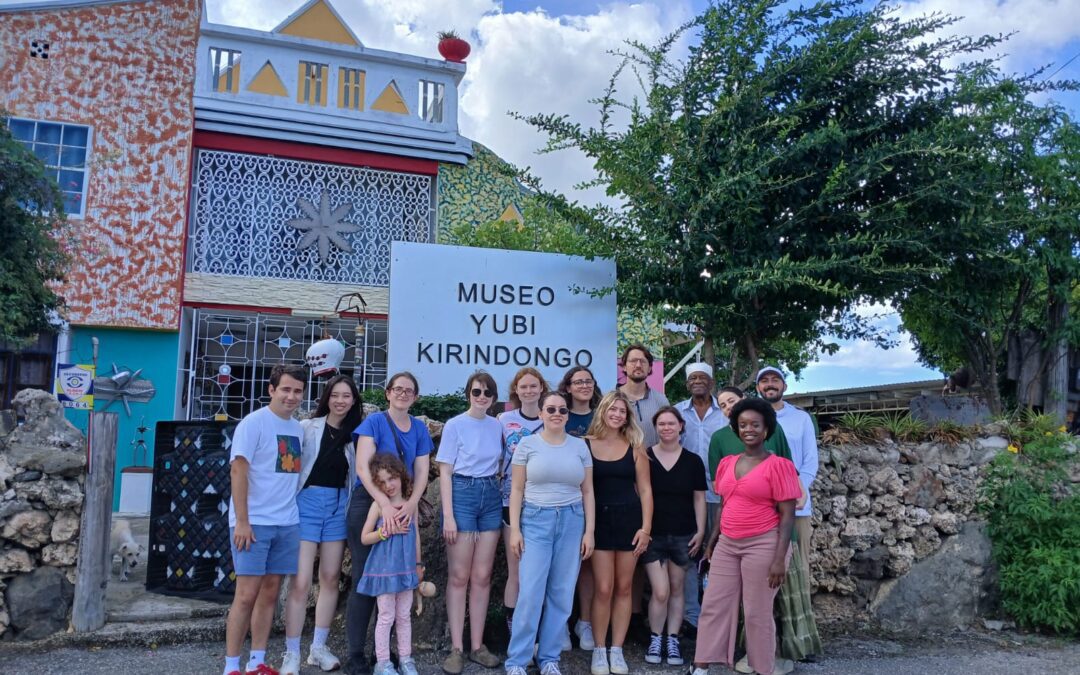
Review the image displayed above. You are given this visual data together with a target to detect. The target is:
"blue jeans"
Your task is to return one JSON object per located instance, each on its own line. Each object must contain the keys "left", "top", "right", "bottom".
{"left": 506, "top": 501, "right": 585, "bottom": 669}
{"left": 446, "top": 474, "right": 502, "bottom": 532}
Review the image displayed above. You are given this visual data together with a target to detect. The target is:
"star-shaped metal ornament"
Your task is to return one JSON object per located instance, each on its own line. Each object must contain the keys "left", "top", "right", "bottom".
{"left": 286, "top": 191, "right": 360, "bottom": 264}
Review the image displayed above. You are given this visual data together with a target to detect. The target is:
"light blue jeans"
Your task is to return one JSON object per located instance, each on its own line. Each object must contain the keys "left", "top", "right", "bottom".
{"left": 505, "top": 501, "right": 585, "bottom": 670}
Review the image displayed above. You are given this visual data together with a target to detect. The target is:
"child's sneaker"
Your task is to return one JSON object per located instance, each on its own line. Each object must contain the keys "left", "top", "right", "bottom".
{"left": 397, "top": 657, "right": 419, "bottom": 675}
{"left": 373, "top": 661, "right": 398, "bottom": 675}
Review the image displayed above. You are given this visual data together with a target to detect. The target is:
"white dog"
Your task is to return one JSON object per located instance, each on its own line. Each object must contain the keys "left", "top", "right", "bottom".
{"left": 110, "top": 519, "right": 144, "bottom": 582}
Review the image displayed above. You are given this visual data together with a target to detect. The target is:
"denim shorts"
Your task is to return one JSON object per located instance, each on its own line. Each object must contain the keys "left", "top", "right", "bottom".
{"left": 230, "top": 523, "right": 300, "bottom": 576}
{"left": 445, "top": 474, "right": 502, "bottom": 533}
{"left": 641, "top": 533, "right": 693, "bottom": 567}
{"left": 297, "top": 486, "right": 349, "bottom": 542}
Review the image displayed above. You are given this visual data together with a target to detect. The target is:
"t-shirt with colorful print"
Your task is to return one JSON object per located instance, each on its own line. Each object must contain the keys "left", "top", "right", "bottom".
{"left": 497, "top": 408, "right": 544, "bottom": 506}
{"left": 228, "top": 405, "right": 303, "bottom": 527}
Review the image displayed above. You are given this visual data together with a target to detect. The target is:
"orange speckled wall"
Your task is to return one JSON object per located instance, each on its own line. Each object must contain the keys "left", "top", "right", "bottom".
{"left": 0, "top": 0, "right": 200, "bottom": 329}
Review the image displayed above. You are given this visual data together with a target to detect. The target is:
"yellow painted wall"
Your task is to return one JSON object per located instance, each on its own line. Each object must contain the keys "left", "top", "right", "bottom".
{"left": 372, "top": 81, "right": 408, "bottom": 114}
{"left": 278, "top": 0, "right": 358, "bottom": 46}
{"left": 248, "top": 61, "right": 287, "bottom": 97}
{"left": 338, "top": 67, "right": 365, "bottom": 110}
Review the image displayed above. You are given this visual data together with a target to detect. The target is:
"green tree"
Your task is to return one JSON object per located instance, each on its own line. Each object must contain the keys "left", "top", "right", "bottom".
{"left": 0, "top": 117, "right": 70, "bottom": 344}
{"left": 898, "top": 72, "right": 1080, "bottom": 417}
{"left": 444, "top": 196, "right": 597, "bottom": 256}
{"left": 517, "top": 0, "right": 1004, "bottom": 383}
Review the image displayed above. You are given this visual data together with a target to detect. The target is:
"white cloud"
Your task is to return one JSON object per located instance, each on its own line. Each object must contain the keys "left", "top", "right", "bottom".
{"left": 205, "top": 0, "right": 692, "bottom": 202}
{"left": 895, "top": 0, "right": 1080, "bottom": 75}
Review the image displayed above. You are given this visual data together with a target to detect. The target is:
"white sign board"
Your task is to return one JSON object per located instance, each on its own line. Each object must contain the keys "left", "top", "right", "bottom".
{"left": 388, "top": 242, "right": 617, "bottom": 395}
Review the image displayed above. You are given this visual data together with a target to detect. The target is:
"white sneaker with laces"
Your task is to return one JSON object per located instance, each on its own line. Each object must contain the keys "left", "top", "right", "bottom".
{"left": 506, "top": 667, "right": 528, "bottom": 675}
{"left": 560, "top": 624, "right": 573, "bottom": 652}
{"left": 540, "top": 663, "right": 563, "bottom": 675}
{"left": 591, "top": 647, "right": 610, "bottom": 675}
{"left": 575, "top": 621, "right": 596, "bottom": 651}
{"left": 307, "top": 644, "right": 341, "bottom": 672}
{"left": 280, "top": 651, "right": 301, "bottom": 675}
{"left": 608, "top": 647, "right": 629, "bottom": 675}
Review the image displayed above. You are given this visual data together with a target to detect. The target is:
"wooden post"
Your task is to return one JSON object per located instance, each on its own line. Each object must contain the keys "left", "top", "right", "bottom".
{"left": 72, "top": 411, "right": 118, "bottom": 632}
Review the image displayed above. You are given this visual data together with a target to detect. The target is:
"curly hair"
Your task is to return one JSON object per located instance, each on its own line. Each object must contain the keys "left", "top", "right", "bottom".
{"left": 369, "top": 453, "right": 412, "bottom": 499}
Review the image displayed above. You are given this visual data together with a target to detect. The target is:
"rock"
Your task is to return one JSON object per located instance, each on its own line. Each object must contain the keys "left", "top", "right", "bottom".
{"left": 830, "top": 495, "right": 848, "bottom": 522}
{"left": 895, "top": 523, "right": 917, "bottom": 540}
{"left": 982, "top": 618, "right": 1005, "bottom": 631}
{"left": 848, "top": 493, "right": 872, "bottom": 517}
{"left": 904, "top": 465, "right": 945, "bottom": 508}
{"left": 361, "top": 402, "right": 381, "bottom": 416}
{"left": 869, "top": 467, "right": 903, "bottom": 496}
{"left": 830, "top": 481, "right": 849, "bottom": 495}
{"left": 415, "top": 415, "right": 444, "bottom": 442}
{"left": 886, "top": 542, "right": 915, "bottom": 577}
{"left": 931, "top": 511, "right": 962, "bottom": 535}
{"left": 0, "top": 455, "right": 13, "bottom": 490}
{"left": 841, "top": 517, "right": 883, "bottom": 552}
{"left": 871, "top": 521, "right": 996, "bottom": 631}
{"left": 855, "top": 447, "right": 885, "bottom": 465}
{"left": 4, "top": 566, "right": 74, "bottom": 639}
{"left": 912, "top": 524, "right": 942, "bottom": 560}
{"left": 0, "top": 548, "right": 33, "bottom": 574}
{"left": 41, "top": 543, "right": 78, "bottom": 567}
{"left": 15, "top": 477, "right": 83, "bottom": 510}
{"left": 843, "top": 465, "right": 869, "bottom": 492}
{"left": 940, "top": 442, "right": 973, "bottom": 467}
{"left": 850, "top": 545, "right": 890, "bottom": 579}
{"left": 0, "top": 498, "right": 31, "bottom": 519}
{"left": 50, "top": 512, "right": 80, "bottom": 543}
{"left": 4, "top": 390, "right": 86, "bottom": 477}
{"left": 0, "top": 509, "right": 52, "bottom": 548}
{"left": 872, "top": 494, "right": 904, "bottom": 522}
{"left": 914, "top": 442, "right": 941, "bottom": 465}
{"left": 11, "top": 471, "right": 43, "bottom": 482}
{"left": 977, "top": 436, "right": 1009, "bottom": 451}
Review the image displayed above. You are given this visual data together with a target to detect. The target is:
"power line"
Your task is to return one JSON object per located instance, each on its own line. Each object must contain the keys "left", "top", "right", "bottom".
{"left": 1044, "top": 50, "right": 1080, "bottom": 81}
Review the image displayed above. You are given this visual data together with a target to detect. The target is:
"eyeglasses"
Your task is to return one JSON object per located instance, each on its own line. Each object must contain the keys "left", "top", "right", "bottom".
{"left": 471, "top": 387, "right": 494, "bottom": 398}
{"left": 625, "top": 358, "right": 649, "bottom": 365}
{"left": 571, "top": 379, "right": 594, "bottom": 387}
{"left": 389, "top": 386, "right": 416, "bottom": 397}
{"left": 543, "top": 406, "right": 569, "bottom": 415}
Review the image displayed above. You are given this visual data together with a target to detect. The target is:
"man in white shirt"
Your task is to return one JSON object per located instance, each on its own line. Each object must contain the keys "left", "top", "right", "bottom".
{"left": 224, "top": 365, "right": 307, "bottom": 675}
{"left": 673, "top": 363, "right": 727, "bottom": 632}
{"left": 756, "top": 365, "right": 818, "bottom": 577}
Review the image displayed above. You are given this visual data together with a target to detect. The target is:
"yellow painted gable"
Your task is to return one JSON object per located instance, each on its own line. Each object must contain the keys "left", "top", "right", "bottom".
{"left": 248, "top": 61, "right": 288, "bottom": 97}
{"left": 372, "top": 81, "right": 409, "bottom": 115}
{"left": 277, "top": 0, "right": 359, "bottom": 46}
{"left": 498, "top": 203, "right": 524, "bottom": 224}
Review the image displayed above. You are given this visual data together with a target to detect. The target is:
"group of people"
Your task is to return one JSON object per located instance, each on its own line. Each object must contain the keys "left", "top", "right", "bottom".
{"left": 223, "top": 343, "right": 822, "bottom": 675}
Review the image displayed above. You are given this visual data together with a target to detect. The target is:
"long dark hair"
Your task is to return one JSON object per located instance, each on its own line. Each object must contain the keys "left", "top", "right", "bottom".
{"left": 314, "top": 374, "right": 364, "bottom": 446}
{"left": 557, "top": 366, "right": 602, "bottom": 409}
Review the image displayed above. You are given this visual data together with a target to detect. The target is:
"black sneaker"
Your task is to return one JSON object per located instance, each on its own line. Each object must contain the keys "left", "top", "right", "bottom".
{"left": 666, "top": 634, "right": 684, "bottom": 666}
{"left": 645, "top": 633, "right": 662, "bottom": 664}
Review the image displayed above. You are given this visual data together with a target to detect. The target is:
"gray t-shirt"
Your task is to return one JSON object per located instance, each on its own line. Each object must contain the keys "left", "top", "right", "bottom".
{"left": 512, "top": 433, "right": 592, "bottom": 507}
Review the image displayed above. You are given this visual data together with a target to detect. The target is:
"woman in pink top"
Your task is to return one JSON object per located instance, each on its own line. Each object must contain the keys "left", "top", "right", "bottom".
{"left": 690, "top": 397, "right": 801, "bottom": 675}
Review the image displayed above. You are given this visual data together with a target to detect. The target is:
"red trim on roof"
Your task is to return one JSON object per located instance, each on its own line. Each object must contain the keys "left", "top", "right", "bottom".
{"left": 193, "top": 131, "right": 439, "bottom": 175}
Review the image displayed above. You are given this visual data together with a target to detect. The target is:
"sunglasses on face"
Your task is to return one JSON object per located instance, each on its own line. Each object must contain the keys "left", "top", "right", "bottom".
{"left": 471, "top": 387, "right": 494, "bottom": 398}
{"left": 544, "top": 406, "right": 569, "bottom": 415}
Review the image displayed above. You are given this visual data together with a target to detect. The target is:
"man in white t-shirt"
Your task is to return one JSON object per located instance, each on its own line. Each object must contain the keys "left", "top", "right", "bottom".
{"left": 224, "top": 365, "right": 306, "bottom": 675}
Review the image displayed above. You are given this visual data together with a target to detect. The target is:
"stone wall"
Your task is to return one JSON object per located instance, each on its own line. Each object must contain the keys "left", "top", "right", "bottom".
{"left": 807, "top": 428, "right": 1009, "bottom": 631}
{"left": 0, "top": 390, "right": 87, "bottom": 639}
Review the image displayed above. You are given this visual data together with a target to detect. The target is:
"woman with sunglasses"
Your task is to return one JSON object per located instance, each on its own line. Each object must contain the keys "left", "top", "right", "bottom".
{"left": 505, "top": 391, "right": 595, "bottom": 675}
{"left": 586, "top": 391, "right": 653, "bottom": 675}
{"left": 435, "top": 372, "right": 504, "bottom": 674}
{"left": 497, "top": 367, "right": 547, "bottom": 635}
{"left": 345, "top": 372, "right": 434, "bottom": 675}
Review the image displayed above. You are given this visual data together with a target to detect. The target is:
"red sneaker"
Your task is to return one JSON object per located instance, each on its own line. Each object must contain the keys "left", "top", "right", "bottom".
{"left": 245, "top": 665, "right": 280, "bottom": 675}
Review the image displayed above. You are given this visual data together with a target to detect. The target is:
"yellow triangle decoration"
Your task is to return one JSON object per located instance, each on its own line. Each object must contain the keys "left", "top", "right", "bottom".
{"left": 247, "top": 61, "right": 288, "bottom": 97}
{"left": 277, "top": 0, "right": 359, "bottom": 46}
{"left": 498, "top": 203, "right": 524, "bottom": 224}
{"left": 372, "top": 81, "right": 409, "bottom": 115}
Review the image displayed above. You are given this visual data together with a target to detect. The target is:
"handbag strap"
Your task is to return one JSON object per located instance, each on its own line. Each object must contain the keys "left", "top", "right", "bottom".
{"left": 383, "top": 411, "right": 409, "bottom": 464}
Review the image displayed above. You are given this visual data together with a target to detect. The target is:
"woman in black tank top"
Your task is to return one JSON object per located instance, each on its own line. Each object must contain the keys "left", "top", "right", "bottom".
{"left": 583, "top": 391, "right": 653, "bottom": 675}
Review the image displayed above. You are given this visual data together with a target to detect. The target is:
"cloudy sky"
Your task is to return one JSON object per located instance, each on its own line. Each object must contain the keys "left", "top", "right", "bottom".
{"left": 201, "top": 0, "right": 1080, "bottom": 393}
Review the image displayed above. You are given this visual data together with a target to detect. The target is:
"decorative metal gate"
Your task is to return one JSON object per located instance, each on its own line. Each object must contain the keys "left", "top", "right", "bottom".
{"left": 185, "top": 309, "right": 388, "bottom": 421}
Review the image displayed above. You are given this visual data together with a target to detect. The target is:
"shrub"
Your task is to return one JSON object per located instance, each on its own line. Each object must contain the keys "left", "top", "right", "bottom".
{"left": 980, "top": 432, "right": 1080, "bottom": 634}
{"left": 360, "top": 387, "right": 465, "bottom": 423}
{"left": 926, "top": 419, "right": 972, "bottom": 445}
{"left": 833, "top": 412, "right": 885, "bottom": 442}
{"left": 879, "top": 412, "right": 927, "bottom": 442}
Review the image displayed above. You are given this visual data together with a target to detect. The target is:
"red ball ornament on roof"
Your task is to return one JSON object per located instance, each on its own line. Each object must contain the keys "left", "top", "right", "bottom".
{"left": 437, "top": 30, "right": 470, "bottom": 63}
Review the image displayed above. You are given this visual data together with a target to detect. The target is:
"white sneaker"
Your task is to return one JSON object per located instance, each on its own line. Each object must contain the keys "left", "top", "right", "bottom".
{"left": 307, "top": 644, "right": 341, "bottom": 672}
{"left": 280, "top": 652, "right": 301, "bottom": 675}
{"left": 735, "top": 655, "right": 753, "bottom": 674}
{"left": 591, "top": 647, "right": 610, "bottom": 675}
{"left": 506, "top": 667, "right": 528, "bottom": 675}
{"left": 561, "top": 624, "right": 573, "bottom": 652}
{"left": 575, "top": 620, "right": 596, "bottom": 651}
{"left": 540, "top": 663, "right": 563, "bottom": 675}
{"left": 608, "top": 647, "right": 629, "bottom": 675}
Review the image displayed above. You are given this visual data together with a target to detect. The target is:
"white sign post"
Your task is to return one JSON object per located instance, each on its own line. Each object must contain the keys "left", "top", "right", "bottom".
{"left": 388, "top": 242, "right": 617, "bottom": 395}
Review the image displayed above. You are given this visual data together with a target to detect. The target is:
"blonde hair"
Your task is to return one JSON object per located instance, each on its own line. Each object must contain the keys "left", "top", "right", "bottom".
{"left": 586, "top": 390, "right": 644, "bottom": 449}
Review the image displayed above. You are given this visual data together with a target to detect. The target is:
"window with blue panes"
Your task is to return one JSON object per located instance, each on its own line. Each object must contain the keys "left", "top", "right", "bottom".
{"left": 7, "top": 117, "right": 90, "bottom": 217}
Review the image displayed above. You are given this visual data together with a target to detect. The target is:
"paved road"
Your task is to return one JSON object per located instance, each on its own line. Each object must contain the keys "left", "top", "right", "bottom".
{"left": 2, "top": 633, "right": 1077, "bottom": 674}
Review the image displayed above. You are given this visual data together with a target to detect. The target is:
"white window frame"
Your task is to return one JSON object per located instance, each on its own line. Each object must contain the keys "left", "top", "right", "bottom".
{"left": 6, "top": 116, "right": 93, "bottom": 219}
{"left": 419, "top": 80, "right": 445, "bottom": 124}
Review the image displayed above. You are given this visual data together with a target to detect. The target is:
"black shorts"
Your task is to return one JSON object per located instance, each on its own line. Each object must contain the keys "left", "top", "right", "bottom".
{"left": 594, "top": 501, "right": 642, "bottom": 551}
{"left": 641, "top": 533, "right": 693, "bottom": 567}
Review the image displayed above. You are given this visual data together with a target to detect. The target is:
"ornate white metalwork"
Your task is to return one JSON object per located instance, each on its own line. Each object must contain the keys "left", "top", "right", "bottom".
{"left": 286, "top": 191, "right": 359, "bottom": 264}
{"left": 188, "top": 150, "right": 433, "bottom": 284}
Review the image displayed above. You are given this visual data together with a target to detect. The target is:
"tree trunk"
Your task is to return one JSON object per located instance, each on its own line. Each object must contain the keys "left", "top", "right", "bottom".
{"left": 1044, "top": 285, "right": 1069, "bottom": 424}
{"left": 702, "top": 334, "right": 715, "bottom": 369}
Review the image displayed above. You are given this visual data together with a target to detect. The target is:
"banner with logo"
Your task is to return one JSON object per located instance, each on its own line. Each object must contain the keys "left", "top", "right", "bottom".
{"left": 56, "top": 363, "right": 95, "bottom": 409}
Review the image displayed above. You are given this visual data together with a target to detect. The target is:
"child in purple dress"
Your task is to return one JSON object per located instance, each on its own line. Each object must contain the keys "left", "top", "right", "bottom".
{"left": 358, "top": 454, "right": 423, "bottom": 675}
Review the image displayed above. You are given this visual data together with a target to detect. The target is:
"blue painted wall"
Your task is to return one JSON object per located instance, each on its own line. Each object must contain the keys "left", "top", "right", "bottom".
{"left": 62, "top": 327, "right": 179, "bottom": 511}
